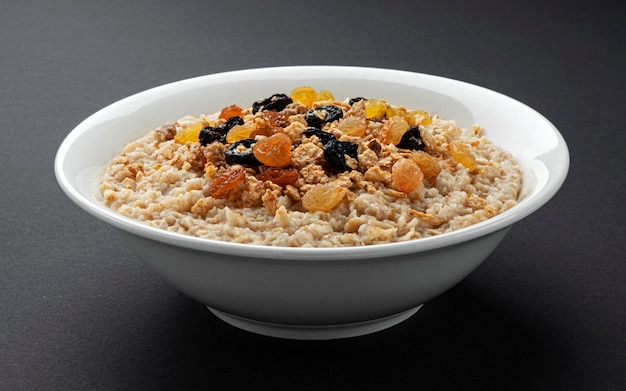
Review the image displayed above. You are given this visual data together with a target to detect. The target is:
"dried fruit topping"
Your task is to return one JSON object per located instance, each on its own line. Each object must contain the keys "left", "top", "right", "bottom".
{"left": 199, "top": 116, "right": 244, "bottom": 146}
{"left": 385, "top": 106, "right": 411, "bottom": 126}
{"left": 199, "top": 127, "right": 225, "bottom": 145}
{"left": 290, "top": 86, "right": 318, "bottom": 107}
{"left": 316, "top": 89, "right": 335, "bottom": 101}
{"left": 409, "top": 151, "right": 441, "bottom": 182}
{"left": 302, "top": 127, "right": 336, "bottom": 145}
{"left": 253, "top": 133, "right": 292, "bottom": 167}
{"left": 225, "top": 139, "right": 260, "bottom": 166}
{"left": 385, "top": 116, "right": 411, "bottom": 145}
{"left": 174, "top": 122, "right": 204, "bottom": 144}
{"left": 208, "top": 167, "right": 246, "bottom": 198}
{"left": 290, "top": 86, "right": 335, "bottom": 106}
{"left": 220, "top": 116, "right": 245, "bottom": 132}
{"left": 258, "top": 167, "right": 299, "bottom": 187}
{"left": 392, "top": 158, "right": 424, "bottom": 194}
{"left": 252, "top": 93, "right": 293, "bottom": 114}
{"left": 323, "top": 139, "right": 359, "bottom": 172}
{"left": 396, "top": 126, "right": 425, "bottom": 150}
{"left": 448, "top": 140, "right": 477, "bottom": 172}
{"left": 337, "top": 116, "right": 367, "bottom": 137}
{"left": 219, "top": 104, "right": 243, "bottom": 120}
{"left": 364, "top": 99, "right": 387, "bottom": 119}
{"left": 304, "top": 105, "right": 344, "bottom": 129}
{"left": 226, "top": 122, "right": 257, "bottom": 143}
{"left": 301, "top": 184, "right": 346, "bottom": 212}
{"left": 410, "top": 109, "right": 433, "bottom": 125}
{"left": 349, "top": 97, "right": 366, "bottom": 105}
{"left": 384, "top": 105, "right": 404, "bottom": 119}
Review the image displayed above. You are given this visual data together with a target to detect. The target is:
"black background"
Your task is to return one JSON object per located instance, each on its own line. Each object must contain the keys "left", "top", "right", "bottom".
{"left": 2, "top": 1, "right": 625, "bottom": 389}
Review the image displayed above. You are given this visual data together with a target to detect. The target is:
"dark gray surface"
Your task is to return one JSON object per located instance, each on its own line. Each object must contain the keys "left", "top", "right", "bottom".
{"left": 2, "top": 1, "right": 625, "bottom": 389}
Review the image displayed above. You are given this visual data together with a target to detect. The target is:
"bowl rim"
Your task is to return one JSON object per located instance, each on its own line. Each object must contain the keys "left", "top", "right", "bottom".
{"left": 54, "top": 65, "right": 570, "bottom": 261}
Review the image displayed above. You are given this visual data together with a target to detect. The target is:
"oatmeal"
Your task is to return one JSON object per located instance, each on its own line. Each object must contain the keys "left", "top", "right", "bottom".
{"left": 99, "top": 86, "right": 523, "bottom": 247}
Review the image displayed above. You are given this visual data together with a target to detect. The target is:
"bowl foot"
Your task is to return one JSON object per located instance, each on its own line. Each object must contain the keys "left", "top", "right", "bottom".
{"left": 207, "top": 305, "right": 423, "bottom": 340}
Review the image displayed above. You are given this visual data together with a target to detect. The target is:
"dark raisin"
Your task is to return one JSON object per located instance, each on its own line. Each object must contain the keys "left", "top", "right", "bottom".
{"left": 396, "top": 126, "right": 425, "bottom": 150}
{"left": 304, "top": 111, "right": 323, "bottom": 129}
{"left": 304, "top": 105, "right": 344, "bottom": 128}
{"left": 225, "top": 138, "right": 261, "bottom": 166}
{"left": 199, "top": 116, "right": 244, "bottom": 146}
{"left": 323, "top": 140, "right": 359, "bottom": 172}
{"left": 221, "top": 116, "right": 245, "bottom": 130}
{"left": 349, "top": 97, "right": 366, "bottom": 105}
{"left": 199, "top": 128, "right": 225, "bottom": 145}
{"left": 252, "top": 94, "right": 293, "bottom": 114}
{"left": 302, "top": 127, "right": 336, "bottom": 145}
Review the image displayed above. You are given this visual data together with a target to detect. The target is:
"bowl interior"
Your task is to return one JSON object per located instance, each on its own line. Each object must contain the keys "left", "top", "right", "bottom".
{"left": 55, "top": 66, "right": 569, "bottom": 258}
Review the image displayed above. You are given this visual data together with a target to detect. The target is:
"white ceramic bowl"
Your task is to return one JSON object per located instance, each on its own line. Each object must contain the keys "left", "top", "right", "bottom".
{"left": 55, "top": 66, "right": 569, "bottom": 339}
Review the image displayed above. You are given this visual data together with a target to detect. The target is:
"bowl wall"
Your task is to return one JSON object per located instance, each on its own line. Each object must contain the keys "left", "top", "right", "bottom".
{"left": 119, "top": 227, "right": 511, "bottom": 325}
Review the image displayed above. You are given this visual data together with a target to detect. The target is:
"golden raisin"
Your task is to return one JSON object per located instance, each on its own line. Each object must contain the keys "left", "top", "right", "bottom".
{"left": 316, "top": 89, "right": 335, "bottom": 102}
{"left": 385, "top": 105, "right": 406, "bottom": 119}
{"left": 409, "top": 151, "right": 441, "bottom": 182}
{"left": 384, "top": 116, "right": 410, "bottom": 144}
{"left": 365, "top": 99, "right": 387, "bottom": 119}
{"left": 290, "top": 86, "right": 335, "bottom": 107}
{"left": 208, "top": 167, "right": 246, "bottom": 198}
{"left": 258, "top": 167, "right": 299, "bottom": 187}
{"left": 253, "top": 133, "right": 292, "bottom": 167}
{"left": 290, "top": 86, "right": 318, "bottom": 107}
{"left": 226, "top": 122, "right": 257, "bottom": 143}
{"left": 411, "top": 109, "right": 433, "bottom": 125}
{"left": 302, "top": 184, "right": 346, "bottom": 212}
{"left": 219, "top": 104, "right": 243, "bottom": 120}
{"left": 448, "top": 140, "right": 477, "bottom": 172}
{"left": 338, "top": 116, "right": 367, "bottom": 137}
{"left": 392, "top": 158, "right": 424, "bottom": 193}
{"left": 174, "top": 122, "right": 203, "bottom": 144}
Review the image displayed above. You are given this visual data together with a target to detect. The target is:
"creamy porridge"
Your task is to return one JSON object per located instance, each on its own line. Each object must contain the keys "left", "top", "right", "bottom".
{"left": 99, "top": 87, "right": 522, "bottom": 247}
